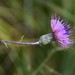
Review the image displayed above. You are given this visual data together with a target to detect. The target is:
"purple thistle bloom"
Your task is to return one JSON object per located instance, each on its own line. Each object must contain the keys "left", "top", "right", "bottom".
{"left": 51, "top": 16, "right": 73, "bottom": 47}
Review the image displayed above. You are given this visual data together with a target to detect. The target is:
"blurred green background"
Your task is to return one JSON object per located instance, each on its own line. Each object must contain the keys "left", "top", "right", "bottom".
{"left": 0, "top": 0, "right": 75, "bottom": 75}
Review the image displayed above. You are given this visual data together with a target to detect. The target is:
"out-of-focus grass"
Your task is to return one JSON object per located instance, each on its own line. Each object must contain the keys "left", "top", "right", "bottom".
{"left": 0, "top": 0, "right": 75, "bottom": 75}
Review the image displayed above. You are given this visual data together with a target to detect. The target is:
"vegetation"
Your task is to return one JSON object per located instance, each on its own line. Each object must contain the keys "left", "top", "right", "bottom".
{"left": 0, "top": 0, "right": 75, "bottom": 75}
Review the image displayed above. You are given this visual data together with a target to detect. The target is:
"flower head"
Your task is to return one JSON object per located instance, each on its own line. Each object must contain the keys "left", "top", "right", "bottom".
{"left": 51, "top": 15, "right": 73, "bottom": 47}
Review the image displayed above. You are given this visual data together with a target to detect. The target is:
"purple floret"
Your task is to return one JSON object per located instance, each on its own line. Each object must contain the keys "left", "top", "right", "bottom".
{"left": 51, "top": 16, "right": 73, "bottom": 47}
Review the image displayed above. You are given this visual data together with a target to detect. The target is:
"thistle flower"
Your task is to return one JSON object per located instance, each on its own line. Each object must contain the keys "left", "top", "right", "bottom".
{"left": 51, "top": 16, "right": 73, "bottom": 47}
{"left": 0, "top": 15, "right": 73, "bottom": 48}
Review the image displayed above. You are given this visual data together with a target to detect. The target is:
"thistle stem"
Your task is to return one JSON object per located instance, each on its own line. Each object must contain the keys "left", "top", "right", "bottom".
{"left": 0, "top": 33, "right": 53, "bottom": 46}
{"left": 0, "top": 40, "right": 39, "bottom": 45}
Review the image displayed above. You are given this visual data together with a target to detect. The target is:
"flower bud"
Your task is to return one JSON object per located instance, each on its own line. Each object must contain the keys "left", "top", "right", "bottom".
{"left": 39, "top": 33, "right": 53, "bottom": 45}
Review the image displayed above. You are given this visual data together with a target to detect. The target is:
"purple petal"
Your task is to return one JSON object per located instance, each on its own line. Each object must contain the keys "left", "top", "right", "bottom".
{"left": 51, "top": 15, "right": 73, "bottom": 47}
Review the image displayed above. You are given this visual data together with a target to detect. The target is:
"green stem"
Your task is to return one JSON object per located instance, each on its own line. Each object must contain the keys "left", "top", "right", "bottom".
{"left": 32, "top": 50, "right": 56, "bottom": 75}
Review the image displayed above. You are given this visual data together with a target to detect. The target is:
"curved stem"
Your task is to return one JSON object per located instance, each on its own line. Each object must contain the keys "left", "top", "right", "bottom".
{"left": 32, "top": 50, "right": 56, "bottom": 75}
{"left": 0, "top": 40, "right": 39, "bottom": 45}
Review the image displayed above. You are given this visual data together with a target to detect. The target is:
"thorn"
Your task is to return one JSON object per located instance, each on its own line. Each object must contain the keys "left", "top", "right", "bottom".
{"left": 19, "top": 35, "right": 24, "bottom": 42}
{"left": 2, "top": 41, "right": 8, "bottom": 48}
{"left": 39, "top": 43, "right": 43, "bottom": 47}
